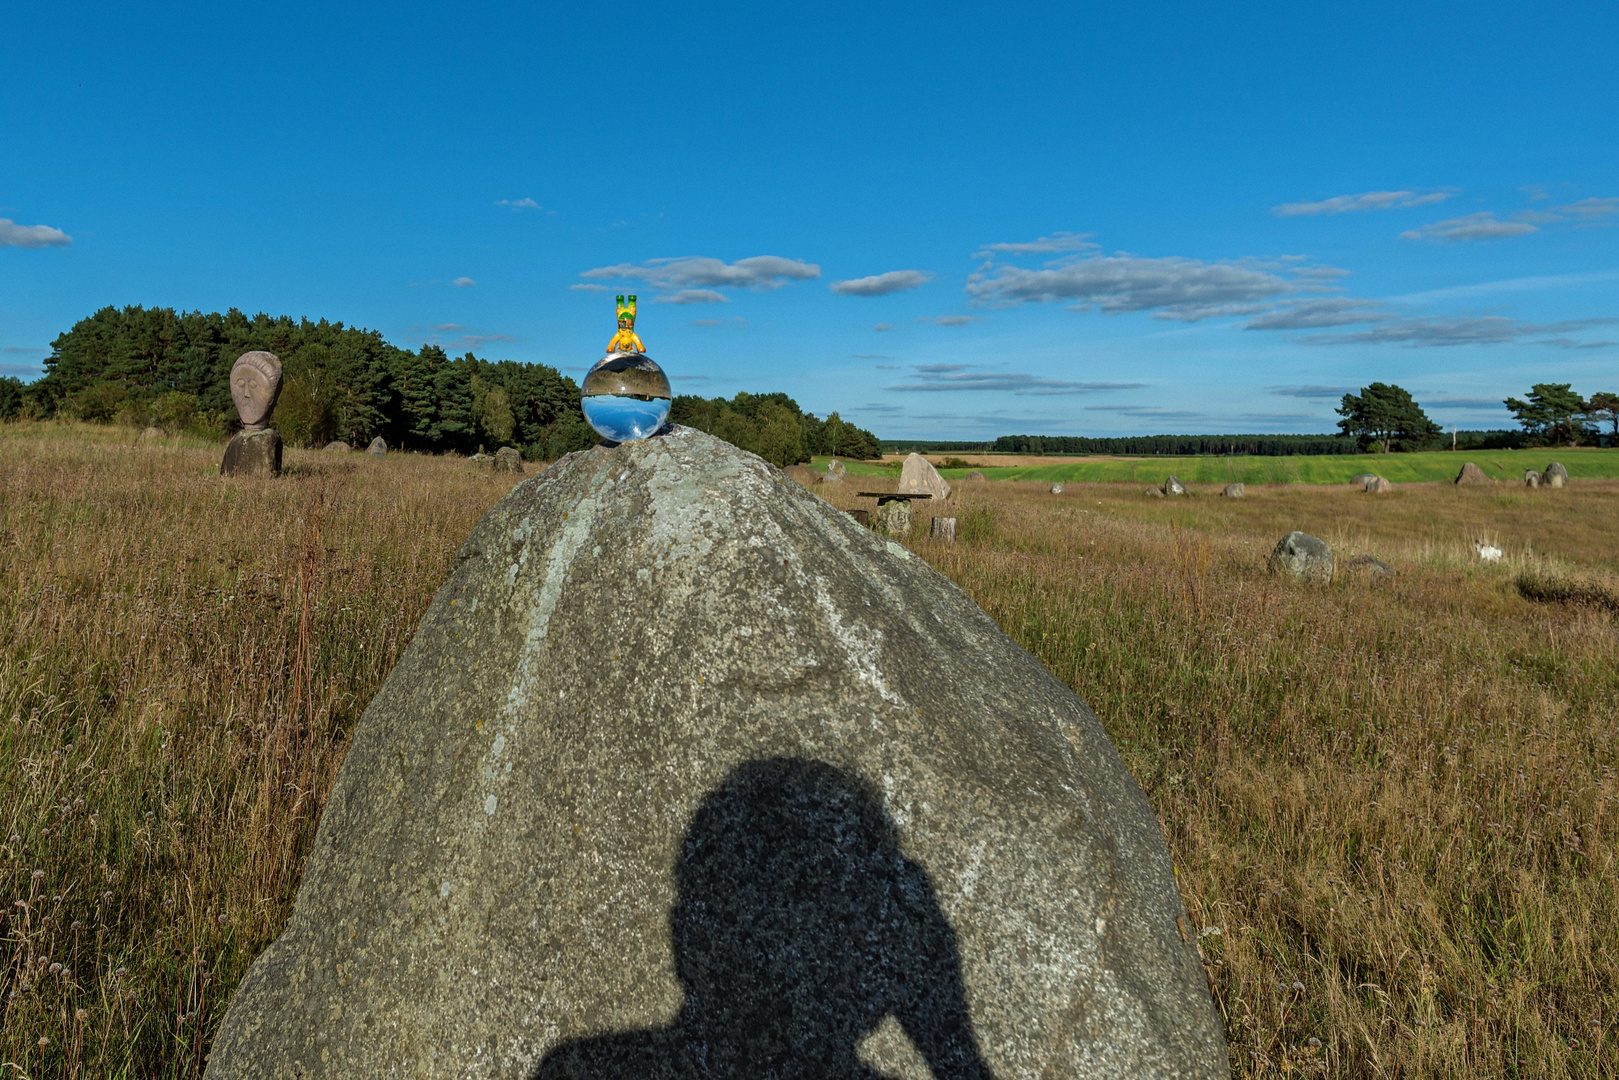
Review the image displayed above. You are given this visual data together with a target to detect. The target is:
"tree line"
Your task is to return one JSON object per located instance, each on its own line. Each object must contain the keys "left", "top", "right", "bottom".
{"left": 0, "top": 305, "right": 882, "bottom": 464}
{"left": 992, "top": 433, "right": 1359, "bottom": 455}
{"left": 1337, "top": 381, "right": 1618, "bottom": 451}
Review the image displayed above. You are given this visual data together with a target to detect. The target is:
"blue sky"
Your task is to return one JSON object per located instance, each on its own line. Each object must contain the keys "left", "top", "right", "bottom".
{"left": 3, "top": 0, "right": 1615, "bottom": 439}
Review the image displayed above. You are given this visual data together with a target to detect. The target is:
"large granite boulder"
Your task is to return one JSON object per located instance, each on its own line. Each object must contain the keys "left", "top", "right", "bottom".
{"left": 899, "top": 453, "right": 951, "bottom": 500}
{"left": 1268, "top": 531, "right": 1334, "bottom": 584}
{"left": 206, "top": 427, "right": 1226, "bottom": 1080}
{"left": 1545, "top": 462, "right": 1568, "bottom": 487}
{"left": 1364, "top": 476, "right": 1392, "bottom": 494}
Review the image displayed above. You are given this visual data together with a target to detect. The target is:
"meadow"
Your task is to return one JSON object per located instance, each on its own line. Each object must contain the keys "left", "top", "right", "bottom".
{"left": 2, "top": 421, "right": 1615, "bottom": 1078}
{"left": 824, "top": 446, "right": 1619, "bottom": 486}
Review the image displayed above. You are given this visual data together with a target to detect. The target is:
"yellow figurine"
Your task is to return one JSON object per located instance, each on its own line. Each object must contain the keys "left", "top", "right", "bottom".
{"left": 606, "top": 294, "right": 646, "bottom": 355}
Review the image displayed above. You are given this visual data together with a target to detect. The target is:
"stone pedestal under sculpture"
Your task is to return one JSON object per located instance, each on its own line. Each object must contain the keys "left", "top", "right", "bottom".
{"left": 220, "top": 351, "right": 284, "bottom": 478}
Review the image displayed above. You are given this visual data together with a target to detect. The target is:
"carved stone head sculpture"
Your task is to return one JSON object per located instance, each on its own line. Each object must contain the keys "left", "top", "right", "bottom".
{"left": 231, "top": 351, "right": 283, "bottom": 432}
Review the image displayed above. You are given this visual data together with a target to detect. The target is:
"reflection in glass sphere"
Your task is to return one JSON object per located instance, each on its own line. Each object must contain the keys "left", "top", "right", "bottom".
{"left": 581, "top": 352, "right": 673, "bottom": 443}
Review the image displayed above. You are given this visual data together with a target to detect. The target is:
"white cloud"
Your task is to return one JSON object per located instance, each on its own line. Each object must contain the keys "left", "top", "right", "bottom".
{"left": 452, "top": 277, "right": 476, "bottom": 287}
{"left": 1556, "top": 197, "right": 1619, "bottom": 219}
{"left": 580, "top": 255, "right": 820, "bottom": 294}
{"left": 1399, "top": 213, "right": 1538, "bottom": 243}
{"left": 966, "top": 254, "right": 1297, "bottom": 321}
{"left": 829, "top": 269, "right": 933, "bottom": 296}
{"left": 496, "top": 197, "right": 540, "bottom": 209}
{"left": 1298, "top": 315, "right": 1618, "bottom": 348}
{"left": 973, "top": 232, "right": 1097, "bottom": 258}
{"left": 916, "top": 315, "right": 983, "bottom": 326}
{"left": 432, "top": 323, "right": 463, "bottom": 331}
{"left": 1272, "top": 190, "right": 1450, "bottom": 216}
{"left": 873, "top": 323, "right": 894, "bottom": 331}
{"left": 3, "top": 346, "right": 46, "bottom": 354}
{"left": 888, "top": 363, "right": 1144, "bottom": 395}
{"left": 1267, "top": 385, "right": 1357, "bottom": 398}
{"left": 690, "top": 318, "right": 724, "bottom": 326}
{"left": 0, "top": 219, "right": 72, "bottom": 248}
{"left": 1083, "top": 404, "right": 1206, "bottom": 420}
{"left": 654, "top": 289, "right": 729, "bottom": 305}
{"left": 569, "top": 283, "right": 610, "bottom": 292}
{"left": 1244, "top": 298, "right": 1388, "bottom": 330}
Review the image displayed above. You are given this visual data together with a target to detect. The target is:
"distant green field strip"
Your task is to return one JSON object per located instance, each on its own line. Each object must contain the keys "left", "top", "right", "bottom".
{"left": 914, "top": 448, "right": 1619, "bottom": 485}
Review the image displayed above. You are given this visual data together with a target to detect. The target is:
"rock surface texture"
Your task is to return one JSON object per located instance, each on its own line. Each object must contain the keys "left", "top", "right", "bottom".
{"left": 874, "top": 498, "right": 912, "bottom": 539}
{"left": 899, "top": 453, "right": 952, "bottom": 500}
{"left": 1455, "top": 462, "right": 1492, "bottom": 485}
{"left": 219, "top": 429, "right": 282, "bottom": 477}
{"left": 1268, "top": 531, "right": 1334, "bottom": 584}
{"left": 1163, "top": 476, "right": 1186, "bottom": 496}
{"left": 368, "top": 436, "right": 388, "bottom": 456}
{"left": 205, "top": 427, "right": 1226, "bottom": 1080}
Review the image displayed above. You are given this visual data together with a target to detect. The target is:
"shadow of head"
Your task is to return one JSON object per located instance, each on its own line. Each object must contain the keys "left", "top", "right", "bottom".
{"left": 536, "top": 757, "right": 991, "bottom": 1079}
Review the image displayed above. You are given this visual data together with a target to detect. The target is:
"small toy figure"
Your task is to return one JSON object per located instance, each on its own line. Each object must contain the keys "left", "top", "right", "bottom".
{"left": 606, "top": 294, "right": 646, "bottom": 355}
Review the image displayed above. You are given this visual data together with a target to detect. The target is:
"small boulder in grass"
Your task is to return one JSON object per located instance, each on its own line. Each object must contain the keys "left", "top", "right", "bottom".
{"left": 324, "top": 440, "right": 351, "bottom": 453}
{"left": 1222, "top": 483, "right": 1244, "bottom": 497}
{"left": 1268, "top": 531, "right": 1334, "bottom": 584}
{"left": 1344, "top": 555, "right": 1393, "bottom": 578}
{"left": 1525, "top": 469, "right": 1541, "bottom": 488}
{"left": 368, "top": 437, "right": 388, "bottom": 456}
{"left": 1146, "top": 487, "right": 1165, "bottom": 498}
{"left": 1545, "top": 462, "right": 1568, "bottom": 487}
{"left": 1050, "top": 483, "right": 1065, "bottom": 495}
{"left": 493, "top": 447, "right": 525, "bottom": 474}
{"left": 965, "top": 470, "right": 986, "bottom": 482}
{"left": 1163, "top": 475, "right": 1187, "bottom": 496}
{"left": 1455, "top": 462, "right": 1492, "bottom": 485}
{"left": 1364, "top": 476, "right": 1392, "bottom": 494}
{"left": 1350, "top": 473, "right": 1377, "bottom": 487}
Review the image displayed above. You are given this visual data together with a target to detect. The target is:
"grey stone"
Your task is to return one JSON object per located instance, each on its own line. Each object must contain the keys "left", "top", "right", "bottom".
{"left": 1221, "top": 483, "right": 1244, "bottom": 498}
{"left": 899, "top": 453, "right": 951, "bottom": 500}
{"left": 324, "top": 440, "right": 352, "bottom": 453}
{"left": 1344, "top": 555, "right": 1393, "bottom": 578}
{"left": 368, "top": 437, "right": 388, "bottom": 456}
{"left": 1364, "top": 477, "right": 1392, "bottom": 494}
{"left": 1455, "top": 462, "right": 1492, "bottom": 485}
{"left": 826, "top": 459, "right": 847, "bottom": 478}
{"left": 219, "top": 429, "right": 282, "bottom": 478}
{"left": 1349, "top": 474, "right": 1377, "bottom": 487}
{"left": 206, "top": 428, "right": 1226, "bottom": 1080}
{"left": 875, "top": 498, "right": 912, "bottom": 538}
{"left": 1146, "top": 487, "right": 1165, "bottom": 498}
{"left": 964, "top": 471, "right": 986, "bottom": 482}
{"left": 230, "top": 351, "right": 283, "bottom": 433}
{"left": 1049, "top": 483, "right": 1065, "bottom": 495}
{"left": 1524, "top": 469, "right": 1540, "bottom": 488}
{"left": 494, "top": 447, "right": 525, "bottom": 474}
{"left": 1163, "top": 476, "right": 1186, "bottom": 496}
{"left": 930, "top": 516, "right": 956, "bottom": 543}
{"left": 1268, "top": 531, "right": 1334, "bottom": 584}
{"left": 1545, "top": 462, "right": 1568, "bottom": 487}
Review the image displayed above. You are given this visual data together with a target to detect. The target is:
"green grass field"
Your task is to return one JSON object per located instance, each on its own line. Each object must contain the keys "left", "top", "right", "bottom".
{"left": 814, "top": 447, "right": 1619, "bottom": 486}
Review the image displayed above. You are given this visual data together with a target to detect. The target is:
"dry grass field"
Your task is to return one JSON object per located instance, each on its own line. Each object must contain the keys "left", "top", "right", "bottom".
{"left": 3, "top": 421, "right": 1616, "bottom": 1078}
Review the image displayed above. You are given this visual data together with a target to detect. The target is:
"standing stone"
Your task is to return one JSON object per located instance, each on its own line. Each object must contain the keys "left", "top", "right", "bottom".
{"left": 220, "top": 351, "right": 284, "bottom": 478}
{"left": 899, "top": 453, "right": 952, "bottom": 500}
{"left": 493, "top": 447, "right": 525, "bottom": 474}
{"left": 205, "top": 428, "right": 1226, "bottom": 1079}
{"left": 367, "top": 437, "right": 388, "bottom": 456}
{"left": 1349, "top": 473, "right": 1377, "bottom": 487}
{"left": 1545, "top": 462, "right": 1568, "bottom": 487}
{"left": 1163, "top": 476, "right": 1187, "bottom": 496}
{"left": 965, "top": 471, "right": 986, "bottom": 482}
{"left": 1146, "top": 487, "right": 1165, "bottom": 498}
{"left": 1050, "top": 483, "right": 1065, "bottom": 495}
{"left": 220, "top": 429, "right": 283, "bottom": 478}
{"left": 1525, "top": 469, "right": 1541, "bottom": 488}
{"left": 826, "top": 459, "right": 847, "bottom": 478}
{"left": 1364, "top": 476, "right": 1393, "bottom": 493}
{"left": 875, "top": 498, "right": 912, "bottom": 538}
{"left": 1268, "top": 531, "right": 1334, "bottom": 584}
{"left": 324, "top": 440, "right": 351, "bottom": 453}
{"left": 1222, "top": 483, "right": 1244, "bottom": 497}
{"left": 1455, "top": 462, "right": 1492, "bottom": 485}
{"left": 930, "top": 516, "right": 957, "bottom": 543}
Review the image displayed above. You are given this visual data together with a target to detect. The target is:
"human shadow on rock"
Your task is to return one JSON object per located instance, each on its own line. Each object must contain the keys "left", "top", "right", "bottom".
{"left": 535, "top": 757, "right": 993, "bottom": 1080}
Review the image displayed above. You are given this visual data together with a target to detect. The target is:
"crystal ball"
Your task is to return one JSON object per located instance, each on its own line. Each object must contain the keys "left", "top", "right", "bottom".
{"left": 581, "top": 352, "right": 673, "bottom": 443}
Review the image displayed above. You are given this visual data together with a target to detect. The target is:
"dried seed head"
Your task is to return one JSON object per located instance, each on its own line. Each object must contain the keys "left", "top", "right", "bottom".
{"left": 48, "top": 962, "right": 62, "bottom": 974}
{"left": 38, "top": 1037, "right": 49, "bottom": 1049}
{"left": 75, "top": 1008, "right": 88, "bottom": 1020}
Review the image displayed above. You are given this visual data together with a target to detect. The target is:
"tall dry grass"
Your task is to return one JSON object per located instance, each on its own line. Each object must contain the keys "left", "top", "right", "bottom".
{"left": 3, "top": 424, "right": 1616, "bottom": 1077}
{"left": 1, "top": 423, "right": 520, "bottom": 1077}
